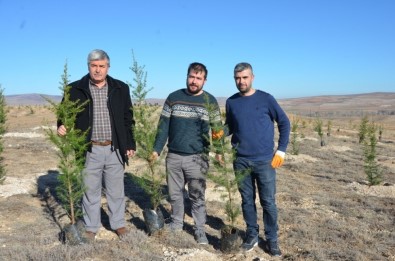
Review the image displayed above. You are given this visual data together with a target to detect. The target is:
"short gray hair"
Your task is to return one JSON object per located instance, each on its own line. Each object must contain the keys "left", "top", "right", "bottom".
{"left": 87, "top": 49, "right": 110, "bottom": 66}
{"left": 234, "top": 62, "right": 253, "bottom": 74}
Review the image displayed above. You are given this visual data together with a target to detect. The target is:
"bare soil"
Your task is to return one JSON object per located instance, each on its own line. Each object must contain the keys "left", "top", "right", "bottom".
{"left": 0, "top": 100, "right": 394, "bottom": 261}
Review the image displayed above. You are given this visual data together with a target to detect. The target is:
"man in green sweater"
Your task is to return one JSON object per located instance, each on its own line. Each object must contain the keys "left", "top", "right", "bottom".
{"left": 151, "top": 62, "right": 222, "bottom": 244}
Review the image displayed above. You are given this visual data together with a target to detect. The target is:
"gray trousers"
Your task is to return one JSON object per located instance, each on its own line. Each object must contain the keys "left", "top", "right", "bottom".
{"left": 166, "top": 153, "right": 208, "bottom": 231}
{"left": 82, "top": 145, "right": 125, "bottom": 233}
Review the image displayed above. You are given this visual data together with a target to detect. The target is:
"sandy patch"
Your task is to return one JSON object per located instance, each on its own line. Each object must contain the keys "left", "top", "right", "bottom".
{"left": 0, "top": 176, "right": 38, "bottom": 197}
{"left": 163, "top": 247, "right": 220, "bottom": 261}
{"left": 287, "top": 154, "right": 318, "bottom": 163}
{"left": 0, "top": 172, "right": 51, "bottom": 198}
{"left": 326, "top": 144, "right": 353, "bottom": 152}
{"left": 4, "top": 132, "right": 45, "bottom": 138}
{"left": 347, "top": 182, "right": 395, "bottom": 198}
{"left": 303, "top": 137, "right": 319, "bottom": 142}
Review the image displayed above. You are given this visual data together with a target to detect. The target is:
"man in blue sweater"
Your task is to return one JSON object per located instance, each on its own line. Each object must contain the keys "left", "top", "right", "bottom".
{"left": 225, "top": 62, "right": 290, "bottom": 256}
{"left": 151, "top": 62, "right": 222, "bottom": 244}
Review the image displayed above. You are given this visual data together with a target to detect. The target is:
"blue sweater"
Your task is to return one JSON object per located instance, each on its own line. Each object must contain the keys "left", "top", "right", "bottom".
{"left": 154, "top": 89, "right": 221, "bottom": 155}
{"left": 225, "top": 90, "right": 290, "bottom": 161}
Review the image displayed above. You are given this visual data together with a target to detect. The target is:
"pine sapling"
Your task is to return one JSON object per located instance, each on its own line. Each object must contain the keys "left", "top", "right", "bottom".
{"left": 205, "top": 97, "right": 246, "bottom": 233}
{"left": 378, "top": 124, "right": 383, "bottom": 142}
{"left": 363, "top": 122, "right": 382, "bottom": 186}
{"left": 290, "top": 116, "right": 300, "bottom": 155}
{"left": 208, "top": 138, "right": 246, "bottom": 232}
{"left": 327, "top": 120, "right": 332, "bottom": 137}
{"left": 128, "top": 52, "right": 165, "bottom": 211}
{"left": 300, "top": 119, "right": 306, "bottom": 138}
{"left": 45, "top": 63, "right": 89, "bottom": 224}
{"left": 358, "top": 115, "right": 369, "bottom": 143}
{"left": 314, "top": 116, "right": 325, "bottom": 146}
{"left": 0, "top": 86, "right": 6, "bottom": 185}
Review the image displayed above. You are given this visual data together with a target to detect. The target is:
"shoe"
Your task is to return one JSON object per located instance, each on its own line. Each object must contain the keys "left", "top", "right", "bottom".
{"left": 115, "top": 227, "right": 129, "bottom": 240}
{"left": 194, "top": 229, "right": 208, "bottom": 245}
{"left": 83, "top": 231, "right": 96, "bottom": 243}
{"left": 241, "top": 234, "right": 258, "bottom": 252}
{"left": 165, "top": 222, "right": 183, "bottom": 232}
{"left": 267, "top": 240, "right": 282, "bottom": 257}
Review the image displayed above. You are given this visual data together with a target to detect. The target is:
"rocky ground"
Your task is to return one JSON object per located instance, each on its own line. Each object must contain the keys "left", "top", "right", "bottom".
{"left": 0, "top": 104, "right": 394, "bottom": 261}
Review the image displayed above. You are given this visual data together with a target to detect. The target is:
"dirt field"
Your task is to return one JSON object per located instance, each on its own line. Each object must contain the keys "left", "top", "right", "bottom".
{"left": 0, "top": 96, "right": 394, "bottom": 260}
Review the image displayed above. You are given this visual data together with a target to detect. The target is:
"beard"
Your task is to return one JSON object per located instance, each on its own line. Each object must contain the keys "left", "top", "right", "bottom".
{"left": 187, "top": 84, "right": 203, "bottom": 95}
{"left": 237, "top": 84, "right": 251, "bottom": 94}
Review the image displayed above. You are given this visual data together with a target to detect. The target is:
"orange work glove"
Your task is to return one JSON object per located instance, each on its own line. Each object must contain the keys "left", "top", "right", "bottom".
{"left": 271, "top": 151, "right": 285, "bottom": 168}
{"left": 212, "top": 129, "right": 224, "bottom": 140}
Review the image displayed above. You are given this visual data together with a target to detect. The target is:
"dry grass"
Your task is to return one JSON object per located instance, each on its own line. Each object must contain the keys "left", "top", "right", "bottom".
{"left": 0, "top": 102, "right": 394, "bottom": 261}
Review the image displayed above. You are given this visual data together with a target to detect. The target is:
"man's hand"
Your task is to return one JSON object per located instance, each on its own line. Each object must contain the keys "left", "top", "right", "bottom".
{"left": 57, "top": 125, "right": 67, "bottom": 136}
{"left": 126, "top": 150, "right": 135, "bottom": 158}
{"left": 149, "top": 151, "right": 159, "bottom": 162}
{"left": 215, "top": 153, "right": 224, "bottom": 166}
{"left": 271, "top": 151, "right": 285, "bottom": 168}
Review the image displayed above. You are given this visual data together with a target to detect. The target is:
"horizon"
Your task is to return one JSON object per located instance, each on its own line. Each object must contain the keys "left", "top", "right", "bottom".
{"left": 1, "top": 1, "right": 394, "bottom": 99}
{"left": 5, "top": 91, "right": 395, "bottom": 100}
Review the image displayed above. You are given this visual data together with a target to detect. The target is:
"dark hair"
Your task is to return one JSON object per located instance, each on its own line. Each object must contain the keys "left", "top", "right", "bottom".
{"left": 187, "top": 62, "right": 208, "bottom": 80}
{"left": 234, "top": 62, "right": 253, "bottom": 74}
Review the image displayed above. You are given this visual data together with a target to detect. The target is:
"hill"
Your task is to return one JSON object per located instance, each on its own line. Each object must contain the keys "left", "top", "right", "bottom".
{"left": 280, "top": 92, "right": 395, "bottom": 116}
{"left": 5, "top": 94, "right": 62, "bottom": 106}
{"left": 4, "top": 93, "right": 167, "bottom": 107}
{"left": 5, "top": 92, "right": 395, "bottom": 112}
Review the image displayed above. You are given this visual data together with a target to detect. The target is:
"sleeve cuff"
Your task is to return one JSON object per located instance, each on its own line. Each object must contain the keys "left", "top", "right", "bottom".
{"left": 275, "top": 150, "right": 285, "bottom": 158}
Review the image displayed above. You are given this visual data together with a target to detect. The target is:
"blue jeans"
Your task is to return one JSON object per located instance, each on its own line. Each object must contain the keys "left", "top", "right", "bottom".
{"left": 234, "top": 157, "right": 278, "bottom": 241}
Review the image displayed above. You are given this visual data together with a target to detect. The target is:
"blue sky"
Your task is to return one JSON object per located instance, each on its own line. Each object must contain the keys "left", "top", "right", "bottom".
{"left": 0, "top": 0, "right": 394, "bottom": 99}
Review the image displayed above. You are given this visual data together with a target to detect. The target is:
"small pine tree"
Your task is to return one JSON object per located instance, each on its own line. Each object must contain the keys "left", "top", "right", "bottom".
{"left": 0, "top": 86, "right": 7, "bottom": 185}
{"left": 358, "top": 115, "right": 369, "bottom": 143}
{"left": 290, "top": 117, "right": 300, "bottom": 155}
{"left": 314, "top": 116, "right": 325, "bottom": 146}
{"left": 327, "top": 120, "right": 332, "bottom": 137}
{"left": 45, "top": 63, "right": 89, "bottom": 224}
{"left": 363, "top": 122, "right": 382, "bottom": 186}
{"left": 378, "top": 124, "right": 384, "bottom": 142}
{"left": 128, "top": 52, "right": 165, "bottom": 210}
{"left": 27, "top": 105, "right": 35, "bottom": 115}
{"left": 205, "top": 97, "right": 246, "bottom": 232}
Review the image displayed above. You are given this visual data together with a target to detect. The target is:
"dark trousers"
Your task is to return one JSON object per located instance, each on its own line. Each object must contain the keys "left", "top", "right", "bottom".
{"left": 234, "top": 157, "right": 278, "bottom": 241}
